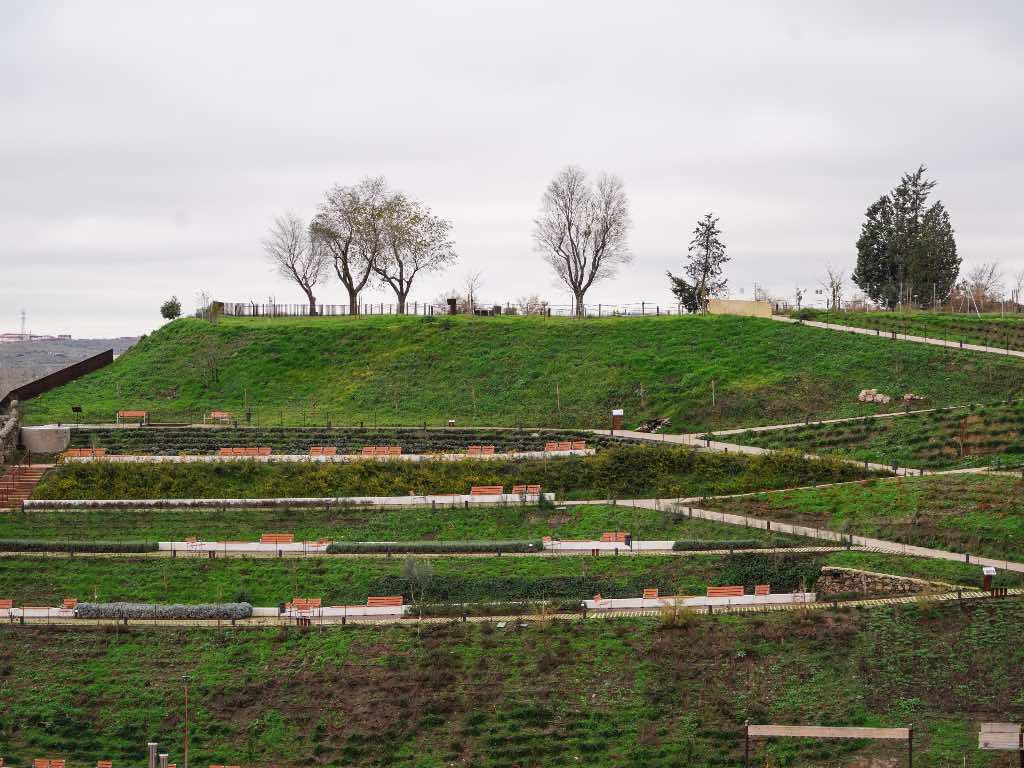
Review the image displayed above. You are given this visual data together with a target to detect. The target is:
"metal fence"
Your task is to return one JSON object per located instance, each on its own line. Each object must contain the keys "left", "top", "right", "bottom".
{"left": 218, "top": 300, "right": 686, "bottom": 318}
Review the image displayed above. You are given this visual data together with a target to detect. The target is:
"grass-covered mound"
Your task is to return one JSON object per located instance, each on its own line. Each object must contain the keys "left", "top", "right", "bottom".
{"left": 724, "top": 401, "right": 1024, "bottom": 470}
{"left": 711, "top": 474, "right": 1024, "bottom": 563}
{"left": 23, "top": 314, "right": 1024, "bottom": 431}
{"left": 796, "top": 308, "right": 1024, "bottom": 352}
{"left": 0, "top": 552, "right": 826, "bottom": 606}
{"left": 0, "top": 500, "right": 806, "bottom": 545}
{"left": 2, "top": 602, "right": 1023, "bottom": 766}
{"left": 32, "top": 446, "right": 872, "bottom": 501}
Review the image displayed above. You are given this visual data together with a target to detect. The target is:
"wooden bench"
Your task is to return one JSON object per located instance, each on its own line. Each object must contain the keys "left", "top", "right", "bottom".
{"left": 309, "top": 446, "right": 323, "bottom": 456}
{"left": 97, "top": 761, "right": 113, "bottom": 768}
{"left": 289, "top": 598, "right": 321, "bottom": 614}
{"left": 470, "top": 485, "right": 504, "bottom": 495}
{"left": 543, "top": 441, "right": 559, "bottom": 451}
{"left": 0, "top": 598, "right": 13, "bottom": 610}
{"left": 366, "top": 596, "right": 404, "bottom": 607}
{"left": 116, "top": 410, "right": 147, "bottom": 424}
{"left": 557, "top": 441, "right": 572, "bottom": 450}
{"left": 64, "top": 447, "right": 108, "bottom": 458}
{"left": 467, "top": 445, "right": 496, "bottom": 456}
{"left": 600, "top": 531, "right": 630, "bottom": 543}
{"left": 467, "top": 445, "right": 482, "bottom": 455}
{"left": 642, "top": 588, "right": 659, "bottom": 599}
{"left": 360, "top": 446, "right": 375, "bottom": 456}
{"left": 511, "top": 484, "right": 542, "bottom": 494}
{"left": 260, "top": 533, "right": 294, "bottom": 545}
{"left": 206, "top": 411, "right": 232, "bottom": 424}
{"left": 707, "top": 586, "right": 745, "bottom": 598}
{"left": 309, "top": 446, "right": 338, "bottom": 456}
{"left": 754, "top": 584, "right": 771, "bottom": 596}
{"left": 571, "top": 440, "right": 586, "bottom": 450}
{"left": 62, "top": 598, "right": 77, "bottom": 611}
{"left": 258, "top": 446, "right": 271, "bottom": 456}
{"left": 218, "top": 447, "right": 233, "bottom": 456}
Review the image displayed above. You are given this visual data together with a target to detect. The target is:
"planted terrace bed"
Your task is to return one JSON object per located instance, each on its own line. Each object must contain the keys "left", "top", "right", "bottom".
{"left": 33, "top": 446, "right": 874, "bottom": 501}
{"left": 724, "top": 400, "right": 1024, "bottom": 469}
{"left": 65, "top": 426, "right": 620, "bottom": 456}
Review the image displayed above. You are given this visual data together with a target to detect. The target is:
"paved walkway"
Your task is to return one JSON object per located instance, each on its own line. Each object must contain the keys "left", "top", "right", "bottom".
{"left": 568, "top": 498, "right": 1024, "bottom": 575}
{"left": 8, "top": 587, "right": 1021, "bottom": 629}
{"left": 771, "top": 315, "right": 1024, "bottom": 359}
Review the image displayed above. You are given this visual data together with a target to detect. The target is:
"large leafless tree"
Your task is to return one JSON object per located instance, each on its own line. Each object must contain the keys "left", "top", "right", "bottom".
{"left": 262, "top": 212, "right": 330, "bottom": 315}
{"left": 533, "top": 166, "right": 632, "bottom": 317}
{"left": 375, "top": 195, "right": 458, "bottom": 313}
{"left": 310, "top": 177, "right": 391, "bottom": 315}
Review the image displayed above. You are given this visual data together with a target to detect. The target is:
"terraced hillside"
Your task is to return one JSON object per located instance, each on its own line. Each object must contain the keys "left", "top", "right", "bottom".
{"left": 712, "top": 474, "right": 1024, "bottom": 564}
{"left": 795, "top": 309, "right": 1024, "bottom": 351}
{"left": 22, "top": 314, "right": 1024, "bottom": 431}
{"left": 725, "top": 401, "right": 1024, "bottom": 469}
{"left": 3, "top": 602, "right": 1023, "bottom": 766}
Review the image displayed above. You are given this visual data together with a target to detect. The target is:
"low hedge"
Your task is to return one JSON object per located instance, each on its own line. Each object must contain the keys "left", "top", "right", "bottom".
{"left": 0, "top": 540, "right": 159, "bottom": 553}
{"left": 672, "top": 539, "right": 781, "bottom": 551}
{"left": 75, "top": 602, "right": 252, "bottom": 620}
{"left": 326, "top": 540, "right": 543, "bottom": 554}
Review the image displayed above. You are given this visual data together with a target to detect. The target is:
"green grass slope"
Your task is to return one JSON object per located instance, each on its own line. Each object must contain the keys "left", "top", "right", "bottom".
{"left": 2, "top": 602, "right": 1023, "bottom": 766}
{"left": 23, "top": 314, "right": 1024, "bottom": 431}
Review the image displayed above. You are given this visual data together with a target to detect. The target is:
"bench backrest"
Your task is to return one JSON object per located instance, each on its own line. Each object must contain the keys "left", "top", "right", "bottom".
{"left": 361, "top": 446, "right": 375, "bottom": 455}
{"left": 511, "top": 484, "right": 542, "bottom": 495}
{"left": 642, "top": 588, "right": 659, "bottom": 599}
{"left": 470, "top": 485, "right": 504, "bottom": 495}
{"left": 97, "top": 761, "right": 113, "bottom": 768}
{"left": 258, "top": 446, "right": 271, "bottom": 455}
{"left": 467, "top": 445, "right": 482, "bottom": 455}
{"left": 63, "top": 598, "right": 77, "bottom": 610}
{"left": 707, "top": 586, "right": 745, "bottom": 598}
{"left": 322, "top": 446, "right": 337, "bottom": 456}
{"left": 557, "top": 441, "right": 572, "bottom": 450}
{"left": 117, "top": 410, "right": 147, "bottom": 418}
{"left": 291, "top": 598, "right": 321, "bottom": 611}
{"left": 388, "top": 446, "right": 402, "bottom": 455}
{"left": 244, "top": 447, "right": 259, "bottom": 456}
{"left": 0, "top": 599, "right": 13, "bottom": 609}
{"left": 260, "top": 533, "right": 294, "bottom": 544}
{"left": 754, "top": 584, "right": 771, "bottom": 596}
{"left": 571, "top": 440, "right": 586, "bottom": 450}
{"left": 367, "top": 596, "right": 404, "bottom": 607}
{"left": 480, "top": 445, "right": 495, "bottom": 455}
{"left": 309, "top": 446, "right": 323, "bottom": 455}
{"left": 218, "top": 447, "right": 232, "bottom": 456}
{"left": 543, "top": 441, "right": 558, "bottom": 451}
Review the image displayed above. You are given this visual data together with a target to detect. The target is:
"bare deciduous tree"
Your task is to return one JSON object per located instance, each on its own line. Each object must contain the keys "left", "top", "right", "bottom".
{"left": 516, "top": 294, "right": 549, "bottom": 315}
{"left": 818, "top": 264, "right": 845, "bottom": 310}
{"left": 262, "top": 212, "right": 330, "bottom": 315}
{"left": 967, "top": 260, "right": 1004, "bottom": 305}
{"left": 533, "top": 166, "right": 632, "bottom": 317}
{"left": 310, "top": 177, "right": 391, "bottom": 315}
{"left": 375, "top": 195, "right": 457, "bottom": 313}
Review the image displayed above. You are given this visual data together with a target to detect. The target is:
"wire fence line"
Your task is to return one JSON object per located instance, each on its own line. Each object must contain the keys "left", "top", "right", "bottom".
{"left": 217, "top": 300, "right": 686, "bottom": 319}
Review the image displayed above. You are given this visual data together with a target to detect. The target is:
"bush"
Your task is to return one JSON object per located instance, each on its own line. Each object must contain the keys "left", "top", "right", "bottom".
{"left": 0, "top": 540, "right": 158, "bottom": 553}
{"left": 326, "top": 540, "right": 543, "bottom": 554}
{"left": 75, "top": 602, "right": 252, "bottom": 620}
{"left": 672, "top": 539, "right": 777, "bottom": 551}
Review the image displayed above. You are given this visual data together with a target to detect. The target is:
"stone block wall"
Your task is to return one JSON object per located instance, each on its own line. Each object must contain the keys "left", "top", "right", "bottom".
{"left": 816, "top": 566, "right": 958, "bottom": 597}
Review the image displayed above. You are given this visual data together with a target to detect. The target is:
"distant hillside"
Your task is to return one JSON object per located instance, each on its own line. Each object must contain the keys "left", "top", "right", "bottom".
{"left": 0, "top": 337, "right": 136, "bottom": 398}
{"left": 21, "top": 315, "right": 1024, "bottom": 430}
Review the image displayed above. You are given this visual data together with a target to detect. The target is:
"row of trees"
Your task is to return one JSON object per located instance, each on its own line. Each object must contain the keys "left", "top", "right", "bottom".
{"left": 264, "top": 178, "right": 457, "bottom": 315}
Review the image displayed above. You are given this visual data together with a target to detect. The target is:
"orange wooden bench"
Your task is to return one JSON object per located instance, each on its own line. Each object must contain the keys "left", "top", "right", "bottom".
{"left": 360, "top": 446, "right": 375, "bottom": 456}
{"left": 244, "top": 447, "right": 259, "bottom": 456}
{"left": 388, "top": 446, "right": 402, "bottom": 455}
{"left": 511, "top": 484, "right": 542, "bottom": 494}
{"left": 571, "top": 440, "right": 586, "bottom": 450}
{"left": 309, "top": 446, "right": 323, "bottom": 456}
{"left": 470, "top": 485, "right": 504, "bottom": 495}
{"left": 64, "top": 447, "right": 108, "bottom": 458}
{"left": 600, "top": 531, "right": 629, "bottom": 543}
{"left": 366, "top": 596, "right": 404, "bottom": 607}
{"left": 206, "top": 411, "right": 232, "bottom": 424}
{"left": 97, "top": 761, "right": 113, "bottom": 768}
{"left": 557, "top": 441, "right": 572, "bottom": 450}
{"left": 309, "top": 446, "right": 338, "bottom": 456}
{"left": 258, "top": 446, "right": 271, "bottom": 456}
{"left": 218, "top": 448, "right": 233, "bottom": 456}
{"left": 543, "top": 441, "right": 559, "bottom": 451}
{"left": 260, "top": 533, "right": 294, "bottom": 545}
{"left": 707, "top": 586, "right": 745, "bottom": 598}
{"left": 0, "top": 598, "right": 13, "bottom": 610}
{"left": 642, "top": 588, "right": 659, "bottom": 599}
{"left": 754, "top": 584, "right": 771, "bottom": 596}
{"left": 289, "top": 598, "right": 321, "bottom": 614}
{"left": 480, "top": 445, "right": 495, "bottom": 455}
{"left": 62, "top": 598, "right": 77, "bottom": 611}
{"left": 467, "top": 445, "right": 482, "bottom": 455}
{"left": 116, "top": 410, "right": 147, "bottom": 424}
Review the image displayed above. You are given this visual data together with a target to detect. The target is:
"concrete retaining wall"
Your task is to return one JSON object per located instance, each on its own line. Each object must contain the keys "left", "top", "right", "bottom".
{"left": 20, "top": 425, "right": 70, "bottom": 454}
{"left": 707, "top": 299, "right": 773, "bottom": 318}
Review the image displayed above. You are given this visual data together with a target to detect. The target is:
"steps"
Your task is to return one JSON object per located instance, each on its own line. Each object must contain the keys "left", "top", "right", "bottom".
{"left": 0, "top": 464, "right": 51, "bottom": 507}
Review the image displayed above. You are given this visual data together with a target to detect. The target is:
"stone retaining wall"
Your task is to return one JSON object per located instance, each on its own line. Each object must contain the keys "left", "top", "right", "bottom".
{"left": 0, "top": 409, "right": 20, "bottom": 463}
{"left": 816, "top": 566, "right": 958, "bottom": 597}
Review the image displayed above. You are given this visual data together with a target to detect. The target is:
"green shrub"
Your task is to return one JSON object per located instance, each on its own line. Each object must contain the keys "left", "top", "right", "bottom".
{"left": 0, "top": 539, "right": 158, "bottom": 553}
{"left": 672, "top": 539, "right": 776, "bottom": 551}
{"left": 326, "top": 540, "right": 543, "bottom": 554}
{"left": 75, "top": 602, "right": 252, "bottom": 619}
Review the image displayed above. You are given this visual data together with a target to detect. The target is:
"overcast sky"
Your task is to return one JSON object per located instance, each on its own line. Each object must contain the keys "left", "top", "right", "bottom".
{"left": 3, "top": 1, "right": 1023, "bottom": 336}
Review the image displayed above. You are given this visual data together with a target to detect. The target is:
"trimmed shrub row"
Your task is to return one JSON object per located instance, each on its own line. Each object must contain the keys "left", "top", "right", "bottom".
{"left": 672, "top": 539, "right": 780, "bottom": 551}
{"left": 0, "top": 539, "right": 159, "bottom": 553}
{"left": 326, "top": 540, "right": 544, "bottom": 554}
{"left": 75, "top": 602, "right": 252, "bottom": 620}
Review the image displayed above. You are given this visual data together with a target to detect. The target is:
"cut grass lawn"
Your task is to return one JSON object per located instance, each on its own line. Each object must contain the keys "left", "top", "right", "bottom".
{"left": 723, "top": 400, "right": 1024, "bottom": 470}
{"left": 2, "top": 602, "right": 1023, "bottom": 766}
{"left": 796, "top": 308, "right": 1024, "bottom": 352}
{"left": 0, "top": 550, "right": 1013, "bottom": 609}
{"left": 712, "top": 474, "right": 1024, "bottom": 564}
{"left": 0, "top": 500, "right": 808, "bottom": 545}
{"left": 31, "top": 446, "right": 874, "bottom": 501}
{"left": 23, "top": 314, "right": 1024, "bottom": 431}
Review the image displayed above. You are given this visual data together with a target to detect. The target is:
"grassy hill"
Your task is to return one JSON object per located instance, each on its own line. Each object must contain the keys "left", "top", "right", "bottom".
{"left": 3, "top": 602, "right": 1023, "bottom": 766}
{"left": 22, "top": 314, "right": 1024, "bottom": 431}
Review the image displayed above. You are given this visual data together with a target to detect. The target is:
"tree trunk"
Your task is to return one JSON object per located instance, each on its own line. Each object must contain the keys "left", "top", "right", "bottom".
{"left": 397, "top": 296, "right": 407, "bottom": 315}
{"left": 574, "top": 291, "right": 585, "bottom": 318}
{"left": 347, "top": 289, "right": 359, "bottom": 316}
{"left": 305, "top": 290, "right": 317, "bottom": 317}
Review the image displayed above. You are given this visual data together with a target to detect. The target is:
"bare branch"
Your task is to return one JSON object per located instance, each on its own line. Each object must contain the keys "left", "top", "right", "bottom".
{"left": 262, "top": 212, "right": 330, "bottom": 314}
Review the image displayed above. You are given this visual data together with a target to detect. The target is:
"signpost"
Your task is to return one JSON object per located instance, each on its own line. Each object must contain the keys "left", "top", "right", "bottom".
{"left": 979, "top": 723, "right": 1023, "bottom": 766}
{"left": 611, "top": 408, "right": 623, "bottom": 433}
{"left": 744, "top": 723, "right": 914, "bottom": 768}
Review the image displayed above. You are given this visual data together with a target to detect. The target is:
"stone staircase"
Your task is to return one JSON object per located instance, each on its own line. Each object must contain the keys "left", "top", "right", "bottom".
{"left": 0, "top": 463, "right": 51, "bottom": 508}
